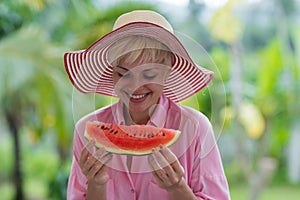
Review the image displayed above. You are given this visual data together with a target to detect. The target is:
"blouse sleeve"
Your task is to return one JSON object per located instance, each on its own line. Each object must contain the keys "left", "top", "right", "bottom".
{"left": 67, "top": 123, "right": 88, "bottom": 200}
{"left": 190, "top": 116, "right": 231, "bottom": 200}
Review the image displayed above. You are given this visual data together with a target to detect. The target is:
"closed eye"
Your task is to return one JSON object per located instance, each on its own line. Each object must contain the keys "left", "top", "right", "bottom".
{"left": 142, "top": 70, "right": 159, "bottom": 80}
{"left": 143, "top": 74, "right": 157, "bottom": 79}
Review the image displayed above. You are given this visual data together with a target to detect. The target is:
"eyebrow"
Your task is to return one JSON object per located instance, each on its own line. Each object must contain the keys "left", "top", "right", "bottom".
{"left": 116, "top": 65, "right": 129, "bottom": 71}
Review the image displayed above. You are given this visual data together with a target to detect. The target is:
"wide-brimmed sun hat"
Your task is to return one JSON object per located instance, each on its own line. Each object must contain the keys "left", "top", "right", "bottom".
{"left": 64, "top": 10, "right": 214, "bottom": 102}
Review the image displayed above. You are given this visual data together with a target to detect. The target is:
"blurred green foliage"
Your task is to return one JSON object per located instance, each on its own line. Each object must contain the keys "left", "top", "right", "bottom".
{"left": 0, "top": 0, "right": 299, "bottom": 199}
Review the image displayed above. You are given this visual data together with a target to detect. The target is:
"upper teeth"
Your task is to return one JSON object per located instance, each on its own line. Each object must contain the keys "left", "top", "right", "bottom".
{"left": 130, "top": 94, "right": 146, "bottom": 99}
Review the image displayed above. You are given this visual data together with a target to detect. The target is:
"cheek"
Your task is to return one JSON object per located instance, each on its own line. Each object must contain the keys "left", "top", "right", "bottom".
{"left": 147, "top": 84, "right": 164, "bottom": 94}
{"left": 112, "top": 74, "right": 123, "bottom": 94}
{"left": 112, "top": 73, "right": 118, "bottom": 85}
{"left": 113, "top": 79, "right": 128, "bottom": 92}
{"left": 112, "top": 73, "right": 127, "bottom": 88}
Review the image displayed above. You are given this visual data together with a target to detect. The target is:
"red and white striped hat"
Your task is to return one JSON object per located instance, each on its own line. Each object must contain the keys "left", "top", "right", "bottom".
{"left": 64, "top": 10, "right": 214, "bottom": 102}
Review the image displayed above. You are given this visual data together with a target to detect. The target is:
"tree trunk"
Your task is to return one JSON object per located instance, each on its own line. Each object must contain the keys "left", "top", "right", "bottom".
{"left": 6, "top": 113, "right": 24, "bottom": 200}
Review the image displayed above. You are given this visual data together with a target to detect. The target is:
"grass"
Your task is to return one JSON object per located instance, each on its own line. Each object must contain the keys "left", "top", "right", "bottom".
{"left": 230, "top": 184, "right": 300, "bottom": 200}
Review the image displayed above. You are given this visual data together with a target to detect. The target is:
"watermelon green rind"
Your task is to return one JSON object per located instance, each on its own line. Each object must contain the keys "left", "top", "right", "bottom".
{"left": 84, "top": 122, "right": 181, "bottom": 156}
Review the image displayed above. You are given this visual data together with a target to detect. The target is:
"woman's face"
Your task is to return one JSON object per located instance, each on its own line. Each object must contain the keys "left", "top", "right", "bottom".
{"left": 112, "top": 60, "right": 170, "bottom": 116}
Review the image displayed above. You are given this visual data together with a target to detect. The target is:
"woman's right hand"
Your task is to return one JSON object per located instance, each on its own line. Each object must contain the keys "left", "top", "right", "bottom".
{"left": 79, "top": 139, "right": 112, "bottom": 186}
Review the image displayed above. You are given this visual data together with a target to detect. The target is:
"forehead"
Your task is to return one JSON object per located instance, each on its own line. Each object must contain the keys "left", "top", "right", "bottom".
{"left": 114, "top": 61, "right": 170, "bottom": 72}
{"left": 114, "top": 48, "right": 172, "bottom": 71}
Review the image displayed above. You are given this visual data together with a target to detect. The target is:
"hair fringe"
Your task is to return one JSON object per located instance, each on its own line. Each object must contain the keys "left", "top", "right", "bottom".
{"left": 107, "top": 36, "right": 174, "bottom": 67}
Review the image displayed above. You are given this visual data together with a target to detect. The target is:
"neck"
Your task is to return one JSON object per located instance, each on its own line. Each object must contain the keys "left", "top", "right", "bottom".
{"left": 124, "top": 109, "right": 149, "bottom": 125}
{"left": 122, "top": 100, "right": 159, "bottom": 125}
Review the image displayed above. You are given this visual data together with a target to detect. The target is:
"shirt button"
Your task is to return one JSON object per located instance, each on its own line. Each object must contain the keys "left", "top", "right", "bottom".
{"left": 131, "top": 189, "right": 135, "bottom": 193}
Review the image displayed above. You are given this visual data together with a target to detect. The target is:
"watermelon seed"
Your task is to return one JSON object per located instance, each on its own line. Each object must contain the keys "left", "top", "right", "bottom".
{"left": 97, "top": 125, "right": 100, "bottom": 128}
{"left": 110, "top": 130, "right": 114, "bottom": 133}
{"left": 162, "top": 133, "right": 165, "bottom": 136}
{"left": 114, "top": 131, "right": 118, "bottom": 134}
{"left": 101, "top": 125, "right": 105, "bottom": 129}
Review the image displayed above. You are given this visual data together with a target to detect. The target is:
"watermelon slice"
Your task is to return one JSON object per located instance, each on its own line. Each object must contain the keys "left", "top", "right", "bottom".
{"left": 84, "top": 121, "right": 181, "bottom": 155}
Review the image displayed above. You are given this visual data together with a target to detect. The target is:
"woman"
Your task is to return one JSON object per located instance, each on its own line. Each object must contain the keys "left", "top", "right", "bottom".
{"left": 65, "top": 10, "right": 230, "bottom": 200}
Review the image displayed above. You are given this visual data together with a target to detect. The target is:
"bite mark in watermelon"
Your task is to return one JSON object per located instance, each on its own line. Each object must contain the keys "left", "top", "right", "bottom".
{"left": 84, "top": 121, "right": 181, "bottom": 155}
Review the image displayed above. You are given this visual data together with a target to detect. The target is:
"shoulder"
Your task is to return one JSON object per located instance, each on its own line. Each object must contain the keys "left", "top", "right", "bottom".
{"left": 166, "top": 99, "right": 213, "bottom": 145}
{"left": 168, "top": 100, "right": 211, "bottom": 129}
{"left": 166, "top": 99, "right": 214, "bottom": 158}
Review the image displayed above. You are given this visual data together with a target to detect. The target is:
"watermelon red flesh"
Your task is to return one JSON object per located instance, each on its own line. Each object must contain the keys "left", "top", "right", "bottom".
{"left": 84, "top": 121, "right": 181, "bottom": 155}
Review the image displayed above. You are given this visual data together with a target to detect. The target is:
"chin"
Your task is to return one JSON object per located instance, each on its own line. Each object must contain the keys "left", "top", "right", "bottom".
{"left": 128, "top": 104, "right": 150, "bottom": 114}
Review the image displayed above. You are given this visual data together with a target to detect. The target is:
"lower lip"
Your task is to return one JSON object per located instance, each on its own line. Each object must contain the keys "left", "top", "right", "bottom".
{"left": 130, "top": 93, "right": 149, "bottom": 103}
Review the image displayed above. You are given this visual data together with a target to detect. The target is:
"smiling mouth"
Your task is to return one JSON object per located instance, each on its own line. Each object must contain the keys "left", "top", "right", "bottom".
{"left": 128, "top": 92, "right": 150, "bottom": 103}
{"left": 130, "top": 93, "right": 147, "bottom": 99}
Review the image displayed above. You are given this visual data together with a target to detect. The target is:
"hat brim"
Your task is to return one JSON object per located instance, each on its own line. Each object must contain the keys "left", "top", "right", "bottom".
{"left": 64, "top": 22, "right": 214, "bottom": 102}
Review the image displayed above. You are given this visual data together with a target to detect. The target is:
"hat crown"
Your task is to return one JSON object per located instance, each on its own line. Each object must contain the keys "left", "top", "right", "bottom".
{"left": 113, "top": 10, "right": 174, "bottom": 33}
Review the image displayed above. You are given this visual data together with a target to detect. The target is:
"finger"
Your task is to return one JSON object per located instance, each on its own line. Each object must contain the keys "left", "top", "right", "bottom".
{"left": 152, "top": 148, "right": 174, "bottom": 177}
{"left": 86, "top": 139, "right": 96, "bottom": 152}
{"left": 86, "top": 162, "right": 102, "bottom": 179}
{"left": 93, "top": 147, "right": 107, "bottom": 161}
{"left": 159, "top": 145, "right": 177, "bottom": 164}
{"left": 85, "top": 147, "right": 109, "bottom": 171}
{"left": 84, "top": 155, "right": 98, "bottom": 172}
{"left": 159, "top": 145, "right": 184, "bottom": 175}
{"left": 148, "top": 155, "right": 166, "bottom": 183}
{"left": 98, "top": 153, "right": 113, "bottom": 166}
{"left": 79, "top": 139, "right": 96, "bottom": 167}
{"left": 148, "top": 154, "right": 161, "bottom": 171}
{"left": 94, "top": 165, "right": 110, "bottom": 185}
{"left": 88, "top": 154, "right": 113, "bottom": 178}
{"left": 151, "top": 169, "right": 165, "bottom": 187}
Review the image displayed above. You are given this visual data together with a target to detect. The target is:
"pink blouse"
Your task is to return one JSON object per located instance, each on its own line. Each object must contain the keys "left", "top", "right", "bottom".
{"left": 67, "top": 95, "right": 230, "bottom": 199}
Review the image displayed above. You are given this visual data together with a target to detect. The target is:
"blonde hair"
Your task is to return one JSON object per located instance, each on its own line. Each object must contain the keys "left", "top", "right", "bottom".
{"left": 107, "top": 36, "right": 174, "bottom": 67}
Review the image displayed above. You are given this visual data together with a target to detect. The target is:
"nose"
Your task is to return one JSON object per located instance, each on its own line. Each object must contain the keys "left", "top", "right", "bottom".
{"left": 127, "top": 74, "right": 143, "bottom": 92}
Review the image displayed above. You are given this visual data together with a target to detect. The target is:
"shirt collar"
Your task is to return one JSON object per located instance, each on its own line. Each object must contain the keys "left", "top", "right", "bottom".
{"left": 113, "top": 100, "right": 126, "bottom": 125}
{"left": 148, "top": 94, "right": 169, "bottom": 127}
{"left": 112, "top": 94, "right": 169, "bottom": 127}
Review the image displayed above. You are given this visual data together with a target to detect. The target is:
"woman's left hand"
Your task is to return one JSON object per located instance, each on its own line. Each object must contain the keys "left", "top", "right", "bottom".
{"left": 148, "top": 145, "right": 185, "bottom": 190}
